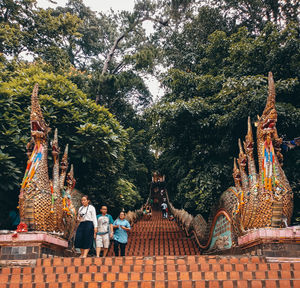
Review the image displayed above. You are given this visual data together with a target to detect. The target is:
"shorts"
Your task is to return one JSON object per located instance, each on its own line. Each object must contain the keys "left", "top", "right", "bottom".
{"left": 96, "top": 233, "right": 110, "bottom": 248}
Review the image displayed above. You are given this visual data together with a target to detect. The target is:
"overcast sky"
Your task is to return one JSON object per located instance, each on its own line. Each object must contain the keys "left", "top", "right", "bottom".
{"left": 37, "top": 0, "right": 163, "bottom": 101}
{"left": 37, "top": 0, "right": 135, "bottom": 12}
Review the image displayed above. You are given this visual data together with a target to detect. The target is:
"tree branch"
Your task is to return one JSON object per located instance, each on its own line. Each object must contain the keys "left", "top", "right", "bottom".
{"left": 101, "top": 34, "right": 125, "bottom": 75}
{"left": 96, "top": 15, "right": 169, "bottom": 104}
{"left": 101, "top": 16, "right": 169, "bottom": 75}
{"left": 112, "top": 60, "right": 125, "bottom": 74}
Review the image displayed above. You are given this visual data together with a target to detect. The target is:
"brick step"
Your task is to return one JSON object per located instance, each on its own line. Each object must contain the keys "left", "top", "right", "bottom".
{"left": 125, "top": 244, "right": 197, "bottom": 249}
{"left": 126, "top": 239, "right": 196, "bottom": 243}
{"left": 130, "top": 232, "right": 185, "bottom": 234}
{"left": 124, "top": 249, "right": 198, "bottom": 253}
{"left": 120, "top": 252, "right": 200, "bottom": 256}
{"left": 2, "top": 263, "right": 298, "bottom": 277}
{"left": 128, "top": 232, "right": 187, "bottom": 235}
{"left": 132, "top": 226, "right": 183, "bottom": 228}
{"left": 266, "top": 257, "right": 300, "bottom": 263}
{"left": 1, "top": 269, "right": 299, "bottom": 283}
{"left": 1, "top": 279, "right": 300, "bottom": 288}
{"left": 128, "top": 237, "right": 193, "bottom": 245}
{"left": 120, "top": 252, "right": 199, "bottom": 256}
{"left": 32, "top": 256, "right": 269, "bottom": 267}
{"left": 125, "top": 247, "right": 198, "bottom": 252}
{"left": 126, "top": 236, "right": 190, "bottom": 239}
{"left": 125, "top": 247, "right": 198, "bottom": 254}
{"left": 131, "top": 225, "right": 185, "bottom": 227}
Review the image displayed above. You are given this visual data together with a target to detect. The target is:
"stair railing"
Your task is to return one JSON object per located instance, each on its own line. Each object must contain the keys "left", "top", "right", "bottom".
{"left": 164, "top": 189, "right": 193, "bottom": 237}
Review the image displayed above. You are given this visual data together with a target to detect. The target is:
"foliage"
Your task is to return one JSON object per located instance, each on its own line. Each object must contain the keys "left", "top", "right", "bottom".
{"left": 0, "top": 62, "right": 144, "bottom": 225}
{"left": 115, "top": 178, "right": 142, "bottom": 213}
{"left": 212, "top": 0, "right": 300, "bottom": 32}
{"left": 153, "top": 21, "right": 300, "bottom": 217}
{"left": 121, "top": 127, "right": 155, "bottom": 201}
{"left": 1, "top": 0, "right": 300, "bottom": 227}
{"left": 149, "top": 71, "right": 300, "bottom": 218}
{"left": 164, "top": 22, "right": 300, "bottom": 80}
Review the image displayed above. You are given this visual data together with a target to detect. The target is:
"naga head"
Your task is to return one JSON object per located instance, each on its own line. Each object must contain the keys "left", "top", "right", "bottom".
{"left": 238, "top": 139, "right": 247, "bottom": 168}
{"left": 51, "top": 128, "right": 60, "bottom": 160}
{"left": 66, "top": 164, "right": 76, "bottom": 191}
{"left": 256, "top": 72, "right": 284, "bottom": 164}
{"left": 243, "top": 117, "right": 254, "bottom": 157}
{"left": 232, "top": 158, "right": 241, "bottom": 185}
{"left": 30, "top": 84, "right": 50, "bottom": 140}
{"left": 60, "top": 144, "right": 69, "bottom": 172}
{"left": 257, "top": 72, "right": 278, "bottom": 140}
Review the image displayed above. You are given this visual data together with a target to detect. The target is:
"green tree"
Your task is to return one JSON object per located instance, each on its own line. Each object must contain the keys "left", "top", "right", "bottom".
{"left": 149, "top": 22, "right": 300, "bottom": 219}
{"left": 212, "top": 0, "right": 300, "bottom": 32}
{"left": 0, "top": 62, "right": 145, "bottom": 226}
{"left": 149, "top": 74, "right": 300, "bottom": 217}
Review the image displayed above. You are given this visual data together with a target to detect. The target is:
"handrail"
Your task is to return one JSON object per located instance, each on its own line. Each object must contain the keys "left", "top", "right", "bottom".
{"left": 190, "top": 209, "right": 232, "bottom": 250}
{"left": 164, "top": 186, "right": 233, "bottom": 251}
{"left": 164, "top": 188, "right": 192, "bottom": 237}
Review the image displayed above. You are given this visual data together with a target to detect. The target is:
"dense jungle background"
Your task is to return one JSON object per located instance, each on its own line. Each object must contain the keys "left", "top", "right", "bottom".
{"left": 0, "top": 0, "right": 299, "bottom": 227}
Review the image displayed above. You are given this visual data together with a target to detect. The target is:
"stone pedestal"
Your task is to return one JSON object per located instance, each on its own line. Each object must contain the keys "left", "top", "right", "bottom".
{"left": 0, "top": 231, "right": 68, "bottom": 260}
{"left": 238, "top": 226, "right": 300, "bottom": 257}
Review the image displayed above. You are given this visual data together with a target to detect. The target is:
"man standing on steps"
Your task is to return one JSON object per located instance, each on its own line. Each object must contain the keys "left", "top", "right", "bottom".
{"left": 161, "top": 201, "right": 168, "bottom": 219}
{"left": 96, "top": 205, "right": 114, "bottom": 257}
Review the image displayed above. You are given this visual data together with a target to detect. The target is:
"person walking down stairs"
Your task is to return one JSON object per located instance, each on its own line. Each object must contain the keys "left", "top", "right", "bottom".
{"left": 113, "top": 211, "right": 131, "bottom": 256}
{"left": 95, "top": 205, "right": 114, "bottom": 257}
{"left": 74, "top": 195, "right": 98, "bottom": 258}
{"left": 161, "top": 201, "right": 168, "bottom": 219}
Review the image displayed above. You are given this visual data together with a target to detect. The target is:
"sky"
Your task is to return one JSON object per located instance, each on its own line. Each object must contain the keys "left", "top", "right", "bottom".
{"left": 37, "top": 0, "right": 135, "bottom": 13}
{"left": 36, "top": 0, "right": 163, "bottom": 101}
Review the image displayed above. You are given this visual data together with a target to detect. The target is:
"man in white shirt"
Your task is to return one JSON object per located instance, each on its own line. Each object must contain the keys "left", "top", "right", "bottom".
{"left": 161, "top": 202, "right": 168, "bottom": 218}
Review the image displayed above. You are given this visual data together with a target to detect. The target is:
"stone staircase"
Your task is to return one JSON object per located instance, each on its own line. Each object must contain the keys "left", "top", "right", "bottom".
{"left": 0, "top": 209, "right": 299, "bottom": 287}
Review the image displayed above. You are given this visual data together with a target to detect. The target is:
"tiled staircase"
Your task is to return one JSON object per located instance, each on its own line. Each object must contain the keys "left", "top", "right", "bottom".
{"left": 1, "top": 206, "right": 299, "bottom": 287}
{"left": 1, "top": 255, "right": 299, "bottom": 287}
{"left": 107, "top": 210, "right": 199, "bottom": 256}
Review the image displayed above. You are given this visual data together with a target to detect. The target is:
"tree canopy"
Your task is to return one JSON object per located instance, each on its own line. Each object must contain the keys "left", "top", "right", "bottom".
{"left": 148, "top": 16, "right": 300, "bottom": 222}
{"left": 0, "top": 0, "right": 299, "bottom": 227}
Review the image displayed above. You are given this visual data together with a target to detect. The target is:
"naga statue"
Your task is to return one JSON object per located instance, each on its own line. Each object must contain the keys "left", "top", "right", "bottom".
{"left": 231, "top": 72, "right": 293, "bottom": 232}
{"left": 169, "top": 72, "right": 294, "bottom": 251}
{"left": 19, "top": 84, "right": 79, "bottom": 238}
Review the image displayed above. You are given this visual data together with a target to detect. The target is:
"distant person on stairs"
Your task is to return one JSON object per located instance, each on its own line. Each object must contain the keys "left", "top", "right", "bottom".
{"left": 146, "top": 205, "right": 152, "bottom": 220}
{"left": 161, "top": 202, "right": 168, "bottom": 218}
{"left": 113, "top": 211, "right": 131, "bottom": 256}
{"left": 96, "top": 205, "right": 114, "bottom": 257}
{"left": 144, "top": 205, "right": 152, "bottom": 220}
{"left": 74, "top": 195, "right": 97, "bottom": 258}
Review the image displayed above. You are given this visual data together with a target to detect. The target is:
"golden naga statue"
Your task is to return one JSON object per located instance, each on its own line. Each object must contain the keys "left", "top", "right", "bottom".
{"left": 19, "top": 84, "right": 79, "bottom": 237}
{"left": 231, "top": 72, "right": 293, "bottom": 233}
